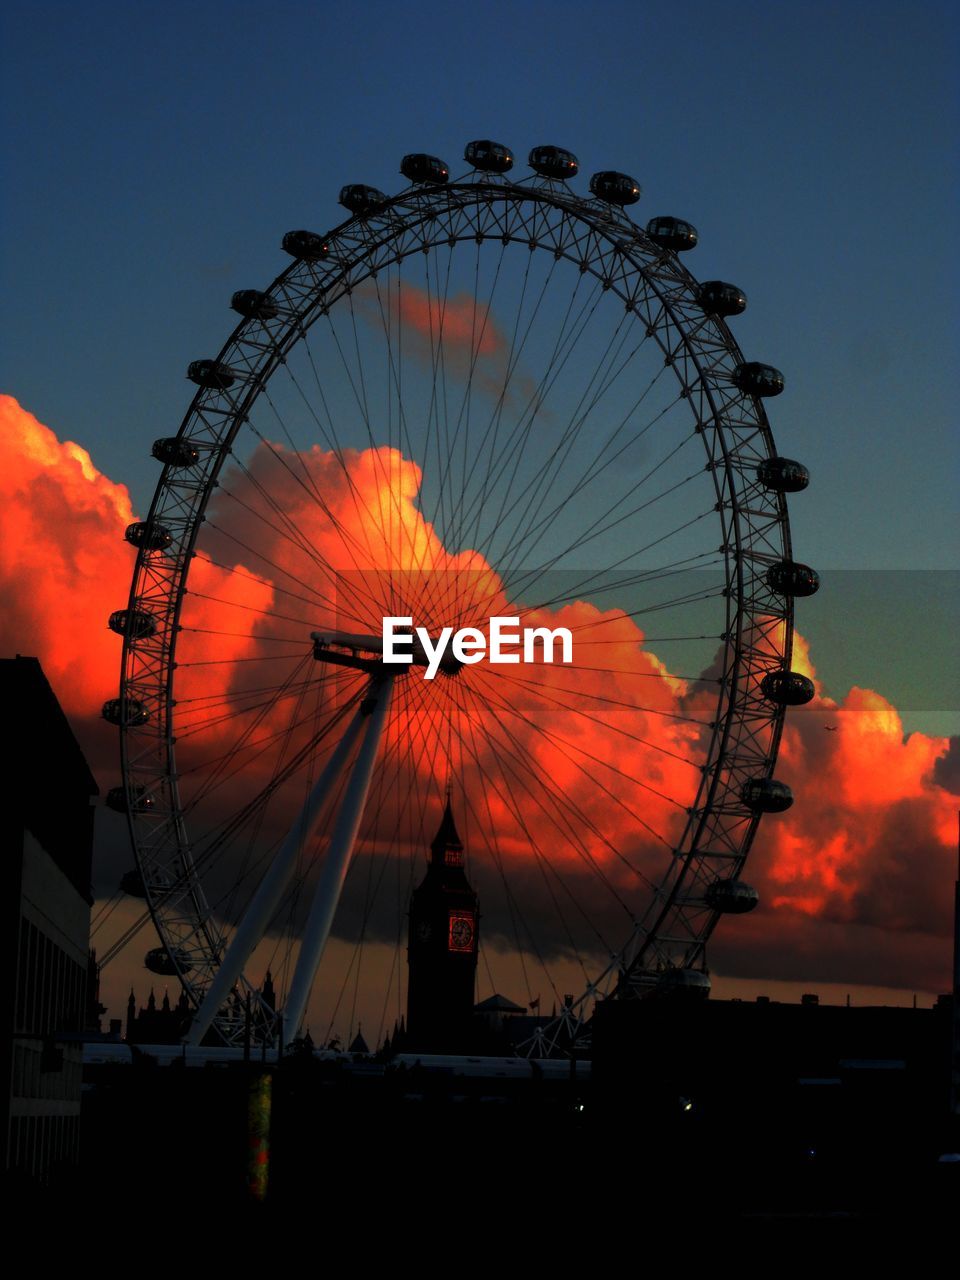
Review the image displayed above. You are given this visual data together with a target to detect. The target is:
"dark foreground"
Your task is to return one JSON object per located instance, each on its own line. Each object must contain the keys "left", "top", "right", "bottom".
{"left": 10, "top": 1053, "right": 958, "bottom": 1236}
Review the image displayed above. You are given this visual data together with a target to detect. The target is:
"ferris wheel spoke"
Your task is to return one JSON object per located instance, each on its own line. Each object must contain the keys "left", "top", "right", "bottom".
{"left": 262, "top": 359, "right": 415, "bottom": 616}
{"left": 185, "top": 588, "right": 324, "bottom": 629}
{"left": 464, "top": 668, "right": 684, "bottom": 849}
{"left": 489, "top": 307, "right": 645, "bottom": 561}
{"left": 436, "top": 242, "right": 510, "bottom": 556}
{"left": 439, "top": 675, "right": 586, "bottom": 1000}
{"left": 214, "top": 454, "right": 391, "bottom": 623}
{"left": 178, "top": 673, "right": 362, "bottom": 814}
{"left": 431, "top": 276, "right": 616, "bottom": 624}
{"left": 311, "top": 309, "right": 425, "bottom": 588}
{"left": 454, "top": 677, "right": 625, "bottom": 968}
{"left": 499, "top": 432, "right": 705, "bottom": 581}
{"left": 493, "top": 389, "right": 690, "bottom": 572}
{"left": 512, "top": 546, "right": 722, "bottom": 611}
{"left": 172, "top": 673, "right": 317, "bottom": 717}
{"left": 498, "top": 514, "right": 718, "bottom": 631}
{"left": 474, "top": 666, "right": 704, "bottom": 769}
{"left": 447, "top": 251, "right": 565, "bottom": 556}
{"left": 260, "top": 368, "right": 405, "bottom": 588}
{"left": 252, "top": 384, "right": 386, "bottom": 566}
{"left": 472, "top": 668, "right": 712, "bottom": 727}
{"left": 203, "top": 504, "right": 338, "bottom": 618}
{"left": 190, "top": 550, "right": 334, "bottom": 618}
{"left": 456, "top": 672, "right": 660, "bottom": 896}
{"left": 454, "top": 266, "right": 599, "bottom": 555}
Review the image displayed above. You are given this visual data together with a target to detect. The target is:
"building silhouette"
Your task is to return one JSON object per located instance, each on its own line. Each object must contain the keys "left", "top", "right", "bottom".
{"left": 125, "top": 987, "right": 193, "bottom": 1044}
{"left": 405, "top": 796, "right": 479, "bottom": 1051}
{"left": 1, "top": 656, "right": 98, "bottom": 1190}
{"left": 592, "top": 988, "right": 954, "bottom": 1186}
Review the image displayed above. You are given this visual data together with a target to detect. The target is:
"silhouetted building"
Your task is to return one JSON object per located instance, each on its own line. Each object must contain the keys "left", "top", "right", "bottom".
{"left": 1, "top": 656, "right": 98, "bottom": 1189}
{"left": 348, "top": 1027, "right": 369, "bottom": 1054}
{"left": 406, "top": 797, "right": 479, "bottom": 1051}
{"left": 592, "top": 991, "right": 953, "bottom": 1176}
{"left": 125, "top": 987, "right": 193, "bottom": 1044}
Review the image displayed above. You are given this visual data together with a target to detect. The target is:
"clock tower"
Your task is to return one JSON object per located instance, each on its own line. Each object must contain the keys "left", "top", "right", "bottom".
{"left": 406, "top": 795, "right": 479, "bottom": 1052}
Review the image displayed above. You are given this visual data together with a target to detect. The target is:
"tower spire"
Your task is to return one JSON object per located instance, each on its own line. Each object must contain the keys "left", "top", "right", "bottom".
{"left": 431, "top": 793, "right": 463, "bottom": 866}
{"left": 408, "top": 792, "right": 479, "bottom": 1052}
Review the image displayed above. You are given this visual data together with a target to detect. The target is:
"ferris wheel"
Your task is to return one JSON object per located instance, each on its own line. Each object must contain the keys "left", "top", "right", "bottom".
{"left": 104, "top": 140, "right": 817, "bottom": 1052}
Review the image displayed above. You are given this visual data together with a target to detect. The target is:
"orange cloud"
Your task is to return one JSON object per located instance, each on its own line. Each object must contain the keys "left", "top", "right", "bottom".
{"left": 3, "top": 395, "right": 955, "bottom": 996}
{"left": 355, "top": 281, "right": 541, "bottom": 409}
{"left": 199, "top": 438, "right": 699, "bottom": 880}
{"left": 396, "top": 289, "right": 505, "bottom": 360}
{"left": 756, "top": 677, "right": 955, "bottom": 930}
{"left": 0, "top": 395, "right": 136, "bottom": 718}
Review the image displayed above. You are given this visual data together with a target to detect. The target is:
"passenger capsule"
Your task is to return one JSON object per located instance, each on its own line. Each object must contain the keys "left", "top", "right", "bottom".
{"left": 119, "top": 868, "right": 147, "bottom": 898}
{"left": 187, "top": 359, "right": 235, "bottom": 390}
{"left": 152, "top": 437, "right": 200, "bottom": 468}
{"left": 464, "top": 139, "right": 514, "bottom": 173}
{"left": 108, "top": 609, "right": 157, "bottom": 640}
{"left": 589, "top": 171, "right": 641, "bottom": 206}
{"left": 656, "top": 968, "right": 711, "bottom": 998}
{"left": 741, "top": 777, "right": 794, "bottom": 813}
{"left": 106, "top": 785, "right": 155, "bottom": 815}
{"left": 698, "top": 280, "right": 747, "bottom": 317}
{"left": 732, "top": 361, "right": 785, "bottom": 397}
{"left": 760, "top": 669, "right": 816, "bottom": 706}
{"left": 125, "top": 521, "right": 173, "bottom": 552}
{"left": 645, "top": 216, "right": 698, "bottom": 252}
{"left": 528, "top": 145, "right": 579, "bottom": 180}
{"left": 339, "top": 184, "right": 387, "bottom": 216}
{"left": 706, "top": 878, "right": 760, "bottom": 914}
{"left": 766, "top": 559, "right": 820, "bottom": 598}
{"left": 282, "top": 229, "right": 331, "bottom": 261}
{"left": 231, "top": 289, "right": 278, "bottom": 320}
{"left": 144, "top": 946, "right": 190, "bottom": 976}
{"left": 757, "top": 456, "right": 809, "bottom": 493}
{"left": 101, "top": 697, "right": 150, "bottom": 728}
{"left": 400, "top": 153, "right": 449, "bottom": 184}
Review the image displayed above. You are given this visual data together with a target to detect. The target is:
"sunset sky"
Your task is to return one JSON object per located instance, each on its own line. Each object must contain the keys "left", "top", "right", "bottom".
{"left": 1, "top": 1, "right": 957, "bottom": 1042}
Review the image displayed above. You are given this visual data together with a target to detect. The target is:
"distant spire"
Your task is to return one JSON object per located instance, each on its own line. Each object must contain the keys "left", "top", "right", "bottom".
{"left": 348, "top": 1024, "right": 370, "bottom": 1054}
{"left": 262, "top": 969, "right": 276, "bottom": 1009}
{"left": 431, "top": 795, "right": 464, "bottom": 865}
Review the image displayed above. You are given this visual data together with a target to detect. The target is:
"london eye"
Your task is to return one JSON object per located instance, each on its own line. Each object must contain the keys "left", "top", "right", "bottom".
{"left": 103, "top": 140, "right": 816, "bottom": 1052}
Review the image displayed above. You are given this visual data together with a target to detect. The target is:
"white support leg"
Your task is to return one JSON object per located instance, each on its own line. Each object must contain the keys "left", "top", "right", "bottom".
{"left": 185, "top": 692, "right": 373, "bottom": 1046}
{"left": 283, "top": 674, "right": 394, "bottom": 1042}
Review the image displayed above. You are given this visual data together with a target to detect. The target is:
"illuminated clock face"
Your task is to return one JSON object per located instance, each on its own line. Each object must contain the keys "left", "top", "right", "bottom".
{"left": 448, "top": 912, "right": 475, "bottom": 953}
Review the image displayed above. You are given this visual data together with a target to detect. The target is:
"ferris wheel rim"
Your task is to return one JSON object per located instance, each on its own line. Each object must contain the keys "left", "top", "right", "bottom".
{"left": 113, "top": 156, "right": 798, "bottom": 1046}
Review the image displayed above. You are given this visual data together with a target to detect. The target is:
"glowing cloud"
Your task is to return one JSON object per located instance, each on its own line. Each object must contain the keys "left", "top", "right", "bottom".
{"left": 355, "top": 281, "right": 540, "bottom": 407}
{"left": 200, "top": 437, "right": 700, "bottom": 879}
{"left": 2, "top": 395, "right": 954, "bottom": 995}
{"left": 0, "top": 395, "right": 136, "bottom": 718}
{"left": 758, "top": 679, "right": 956, "bottom": 930}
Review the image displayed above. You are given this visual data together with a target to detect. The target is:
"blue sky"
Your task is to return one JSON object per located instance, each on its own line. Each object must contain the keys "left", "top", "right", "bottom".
{"left": 2, "top": 0, "right": 957, "bottom": 726}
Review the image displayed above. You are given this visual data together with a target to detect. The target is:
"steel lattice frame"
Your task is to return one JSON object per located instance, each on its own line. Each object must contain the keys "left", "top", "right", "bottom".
{"left": 115, "top": 166, "right": 795, "bottom": 1048}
